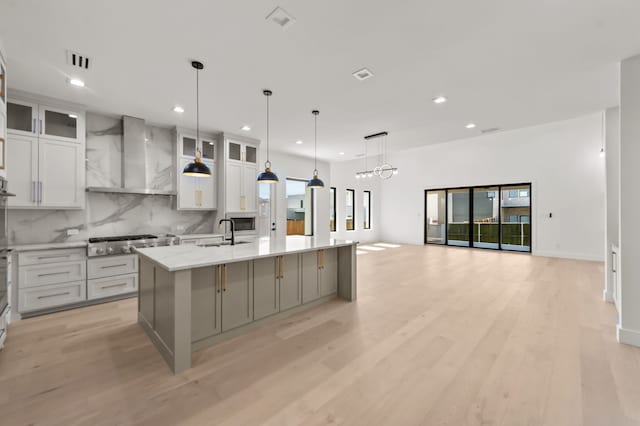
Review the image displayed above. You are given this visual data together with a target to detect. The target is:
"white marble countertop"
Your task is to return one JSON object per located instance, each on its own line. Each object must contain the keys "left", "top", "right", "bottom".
{"left": 172, "top": 233, "right": 225, "bottom": 240}
{"left": 9, "top": 241, "right": 88, "bottom": 252}
{"left": 135, "top": 236, "right": 357, "bottom": 272}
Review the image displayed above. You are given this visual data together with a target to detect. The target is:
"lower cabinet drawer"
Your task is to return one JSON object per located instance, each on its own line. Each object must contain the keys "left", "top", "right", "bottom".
{"left": 19, "top": 281, "right": 87, "bottom": 313}
{"left": 88, "top": 255, "right": 138, "bottom": 279}
{"left": 19, "top": 260, "right": 87, "bottom": 288}
{"left": 88, "top": 273, "right": 137, "bottom": 300}
{"left": 19, "top": 248, "right": 86, "bottom": 266}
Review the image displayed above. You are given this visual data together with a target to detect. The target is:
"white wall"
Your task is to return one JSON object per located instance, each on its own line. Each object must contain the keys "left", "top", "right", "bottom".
{"left": 265, "top": 150, "right": 331, "bottom": 240}
{"left": 377, "top": 113, "right": 605, "bottom": 261}
{"left": 618, "top": 55, "right": 640, "bottom": 346}
{"left": 330, "top": 159, "right": 382, "bottom": 243}
{"left": 604, "top": 107, "right": 620, "bottom": 304}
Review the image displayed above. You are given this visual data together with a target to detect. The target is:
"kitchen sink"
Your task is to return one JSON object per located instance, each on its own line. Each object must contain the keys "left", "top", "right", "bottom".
{"left": 198, "top": 241, "right": 251, "bottom": 247}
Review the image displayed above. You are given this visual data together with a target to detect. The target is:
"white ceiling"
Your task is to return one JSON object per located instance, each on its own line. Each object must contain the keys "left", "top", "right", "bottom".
{"left": 1, "top": 0, "right": 639, "bottom": 161}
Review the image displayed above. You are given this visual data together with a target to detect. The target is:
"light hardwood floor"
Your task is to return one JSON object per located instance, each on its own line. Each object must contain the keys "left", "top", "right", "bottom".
{"left": 1, "top": 244, "right": 639, "bottom": 426}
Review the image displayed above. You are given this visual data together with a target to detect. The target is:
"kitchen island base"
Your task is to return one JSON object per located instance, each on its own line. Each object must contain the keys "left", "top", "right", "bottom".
{"left": 137, "top": 241, "right": 357, "bottom": 373}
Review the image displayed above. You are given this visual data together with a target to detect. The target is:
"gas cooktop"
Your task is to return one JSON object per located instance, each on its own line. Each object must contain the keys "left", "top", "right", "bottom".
{"left": 87, "top": 234, "right": 176, "bottom": 257}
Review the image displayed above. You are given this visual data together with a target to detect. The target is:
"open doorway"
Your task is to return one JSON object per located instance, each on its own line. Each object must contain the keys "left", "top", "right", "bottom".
{"left": 286, "top": 178, "right": 314, "bottom": 236}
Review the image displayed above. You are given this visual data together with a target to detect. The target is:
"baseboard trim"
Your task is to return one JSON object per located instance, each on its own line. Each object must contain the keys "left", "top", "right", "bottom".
{"left": 534, "top": 250, "right": 603, "bottom": 262}
{"left": 617, "top": 325, "right": 640, "bottom": 347}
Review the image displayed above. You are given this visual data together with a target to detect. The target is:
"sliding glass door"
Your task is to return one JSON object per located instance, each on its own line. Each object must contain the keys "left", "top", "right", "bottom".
{"left": 424, "top": 183, "right": 531, "bottom": 252}
{"left": 447, "top": 188, "right": 470, "bottom": 247}
{"left": 473, "top": 186, "right": 499, "bottom": 249}
{"left": 425, "top": 190, "right": 446, "bottom": 244}
{"left": 500, "top": 184, "right": 531, "bottom": 251}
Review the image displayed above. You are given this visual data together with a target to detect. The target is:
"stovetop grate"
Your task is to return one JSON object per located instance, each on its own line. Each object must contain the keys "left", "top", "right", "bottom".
{"left": 88, "top": 234, "right": 158, "bottom": 243}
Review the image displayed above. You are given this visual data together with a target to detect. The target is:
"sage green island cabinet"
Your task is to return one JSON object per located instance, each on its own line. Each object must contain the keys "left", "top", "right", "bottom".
{"left": 136, "top": 237, "right": 358, "bottom": 373}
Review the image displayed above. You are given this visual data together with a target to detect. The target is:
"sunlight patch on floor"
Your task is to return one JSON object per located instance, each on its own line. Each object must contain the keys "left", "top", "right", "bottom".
{"left": 356, "top": 250, "right": 369, "bottom": 255}
{"left": 374, "top": 243, "right": 402, "bottom": 248}
{"left": 358, "top": 245, "right": 386, "bottom": 251}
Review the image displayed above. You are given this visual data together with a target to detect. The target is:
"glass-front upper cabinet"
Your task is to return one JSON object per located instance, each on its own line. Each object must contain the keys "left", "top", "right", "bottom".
{"left": 182, "top": 136, "right": 197, "bottom": 158}
{"left": 228, "top": 141, "right": 242, "bottom": 162}
{"left": 227, "top": 140, "right": 258, "bottom": 164}
{"left": 245, "top": 145, "right": 257, "bottom": 164}
{"left": 39, "top": 105, "right": 79, "bottom": 142}
{"left": 201, "top": 138, "right": 215, "bottom": 161}
{"left": 7, "top": 101, "right": 83, "bottom": 143}
{"left": 7, "top": 100, "right": 37, "bottom": 136}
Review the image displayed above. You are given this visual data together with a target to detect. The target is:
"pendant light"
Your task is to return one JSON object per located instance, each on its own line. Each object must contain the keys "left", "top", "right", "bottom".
{"left": 183, "top": 60, "right": 212, "bottom": 177}
{"left": 307, "top": 110, "right": 324, "bottom": 188}
{"left": 257, "top": 89, "right": 279, "bottom": 183}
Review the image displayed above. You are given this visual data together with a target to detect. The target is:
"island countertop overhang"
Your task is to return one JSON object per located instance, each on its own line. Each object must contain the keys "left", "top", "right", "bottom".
{"left": 135, "top": 236, "right": 358, "bottom": 272}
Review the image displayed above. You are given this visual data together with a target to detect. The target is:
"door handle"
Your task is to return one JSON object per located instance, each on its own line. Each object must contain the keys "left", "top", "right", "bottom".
{"left": 216, "top": 265, "right": 221, "bottom": 293}
{"left": 275, "top": 257, "right": 280, "bottom": 279}
{"left": 32, "top": 181, "right": 36, "bottom": 203}
{"left": 39, "top": 181, "right": 43, "bottom": 204}
{"left": 39, "top": 119, "right": 43, "bottom": 134}
{"left": 33, "top": 118, "right": 37, "bottom": 134}
{"left": 280, "top": 256, "right": 284, "bottom": 279}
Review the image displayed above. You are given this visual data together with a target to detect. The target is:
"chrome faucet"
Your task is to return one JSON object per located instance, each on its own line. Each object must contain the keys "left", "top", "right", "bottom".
{"left": 218, "top": 219, "right": 236, "bottom": 246}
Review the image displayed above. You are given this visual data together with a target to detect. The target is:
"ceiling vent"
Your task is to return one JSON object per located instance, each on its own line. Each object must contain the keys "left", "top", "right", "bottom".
{"left": 67, "top": 50, "right": 91, "bottom": 70}
{"left": 266, "top": 7, "right": 296, "bottom": 30}
{"left": 481, "top": 127, "right": 501, "bottom": 134}
{"left": 352, "top": 68, "right": 374, "bottom": 81}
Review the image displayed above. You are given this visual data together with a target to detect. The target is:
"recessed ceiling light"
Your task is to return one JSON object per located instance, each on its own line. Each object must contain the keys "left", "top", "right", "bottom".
{"left": 352, "top": 68, "right": 374, "bottom": 81}
{"left": 465, "top": 123, "right": 476, "bottom": 129}
{"left": 68, "top": 114, "right": 78, "bottom": 119}
{"left": 339, "top": 152, "right": 345, "bottom": 156}
{"left": 173, "top": 106, "right": 185, "bottom": 113}
{"left": 266, "top": 6, "right": 296, "bottom": 30}
{"left": 241, "top": 125, "right": 251, "bottom": 131}
{"left": 432, "top": 96, "right": 447, "bottom": 104}
{"left": 69, "top": 78, "right": 85, "bottom": 87}
{"left": 296, "top": 140, "right": 303, "bottom": 145}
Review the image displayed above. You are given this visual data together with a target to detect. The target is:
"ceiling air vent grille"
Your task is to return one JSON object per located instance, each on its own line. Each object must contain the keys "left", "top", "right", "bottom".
{"left": 67, "top": 50, "right": 91, "bottom": 70}
{"left": 481, "top": 127, "right": 501, "bottom": 134}
{"left": 266, "top": 7, "right": 296, "bottom": 30}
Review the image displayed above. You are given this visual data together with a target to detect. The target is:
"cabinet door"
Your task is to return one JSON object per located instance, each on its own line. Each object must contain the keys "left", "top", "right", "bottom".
{"left": 280, "top": 254, "right": 301, "bottom": 311}
{"left": 243, "top": 164, "right": 257, "bottom": 211}
{"left": 201, "top": 138, "right": 215, "bottom": 161}
{"left": 178, "top": 158, "right": 197, "bottom": 209}
{"left": 191, "top": 266, "right": 222, "bottom": 342}
{"left": 301, "top": 251, "right": 320, "bottom": 304}
{"left": 6, "top": 135, "right": 38, "bottom": 208}
{"left": 181, "top": 135, "right": 197, "bottom": 158}
{"left": 320, "top": 249, "right": 338, "bottom": 296}
{"left": 39, "top": 105, "right": 82, "bottom": 143}
{"left": 221, "top": 261, "right": 253, "bottom": 332}
{"left": 7, "top": 100, "right": 37, "bottom": 137}
{"left": 38, "top": 138, "right": 84, "bottom": 208}
{"left": 226, "top": 161, "right": 243, "bottom": 212}
{"left": 244, "top": 144, "right": 258, "bottom": 164}
{"left": 228, "top": 141, "right": 242, "bottom": 162}
{"left": 201, "top": 160, "right": 216, "bottom": 209}
{"left": 253, "top": 257, "right": 279, "bottom": 321}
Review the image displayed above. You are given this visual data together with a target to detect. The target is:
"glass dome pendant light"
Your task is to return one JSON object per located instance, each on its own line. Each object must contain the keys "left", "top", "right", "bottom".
{"left": 307, "top": 110, "right": 325, "bottom": 189}
{"left": 257, "top": 89, "right": 279, "bottom": 183}
{"left": 183, "top": 60, "right": 212, "bottom": 177}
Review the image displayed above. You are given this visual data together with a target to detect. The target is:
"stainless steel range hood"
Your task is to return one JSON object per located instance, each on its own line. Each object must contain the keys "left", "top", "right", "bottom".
{"left": 86, "top": 116, "right": 177, "bottom": 196}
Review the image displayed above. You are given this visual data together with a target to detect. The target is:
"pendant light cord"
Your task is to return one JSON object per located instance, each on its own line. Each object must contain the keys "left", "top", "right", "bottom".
{"left": 196, "top": 67, "right": 200, "bottom": 153}
{"left": 266, "top": 94, "right": 270, "bottom": 165}
{"left": 314, "top": 113, "right": 318, "bottom": 172}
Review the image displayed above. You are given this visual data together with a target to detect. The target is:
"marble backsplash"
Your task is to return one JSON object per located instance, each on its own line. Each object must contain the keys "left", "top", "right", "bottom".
{"left": 8, "top": 112, "right": 216, "bottom": 245}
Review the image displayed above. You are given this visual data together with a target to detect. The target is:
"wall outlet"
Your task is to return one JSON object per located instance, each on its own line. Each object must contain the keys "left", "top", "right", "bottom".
{"left": 67, "top": 228, "right": 79, "bottom": 236}
{"left": 176, "top": 225, "right": 185, "bottom": 233}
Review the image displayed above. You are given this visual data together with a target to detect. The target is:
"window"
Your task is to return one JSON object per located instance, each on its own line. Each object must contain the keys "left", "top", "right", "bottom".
{"left": 425, "top": 190, "right": 446, "bottom": 244}
{"left": 346, "top": 189, "right": 355, "bottom": 231}
{"left": 363, "top": 191, "right": 371, "bottom": 229}
{"left": 286, "top": 178, "right": 314, "bottom": 236}
{"left": 330, "top": 187, "right": 336, "bottom": 232}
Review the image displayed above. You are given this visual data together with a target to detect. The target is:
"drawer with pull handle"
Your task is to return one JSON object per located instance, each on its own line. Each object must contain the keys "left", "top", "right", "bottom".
{"left": 88, "top": 254, "right": 138, "bottom": 279}
{"left": 19, "top": 280, "right": 87, "bottom": 313}
{"left": 19, "top": 260, "right": 87, "bottom": 288}
{"left": 19, "top": 248, "right": 86, "bottom": 266}
{"left": 88, "top": 273, "right": 137, "bottom": 300}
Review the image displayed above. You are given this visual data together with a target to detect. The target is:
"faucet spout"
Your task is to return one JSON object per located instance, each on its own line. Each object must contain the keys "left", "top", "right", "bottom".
{"left": 218, "top": 219, "right": 236, "bottom": 246}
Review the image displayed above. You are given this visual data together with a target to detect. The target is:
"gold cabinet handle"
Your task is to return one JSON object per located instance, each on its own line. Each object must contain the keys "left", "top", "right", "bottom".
{"left": 276, "top": 256, "right": 281, "bottom": 279}
{"left": 318, "top": 250, "right": 324, "bottom": 270}
{"left": 223, "top": 264, "right": 227, "bottom": 291}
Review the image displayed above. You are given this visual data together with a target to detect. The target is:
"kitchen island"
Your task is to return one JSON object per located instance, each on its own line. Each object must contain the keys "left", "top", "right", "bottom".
{"left": 135, "top": 236, "right": 358, "bottom": 373}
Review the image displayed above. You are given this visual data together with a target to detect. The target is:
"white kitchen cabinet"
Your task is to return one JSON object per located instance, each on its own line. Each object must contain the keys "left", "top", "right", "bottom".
{"left": 6, "top": 134, "right": 38, "bottom": 207}
{"left": 6, "top": 135, "right": 84, "bottom": 209}
{"left": 7, "top": 100, "right": 84, "bottom": 144}
{"left": 176, "top": 130, "right": 217, "bottom": 210}
{"left": 225, "top": 138, "right": 258, "bottom": 212}
{"left": 6, "top": 96, "right": 85, "bottom": 209}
